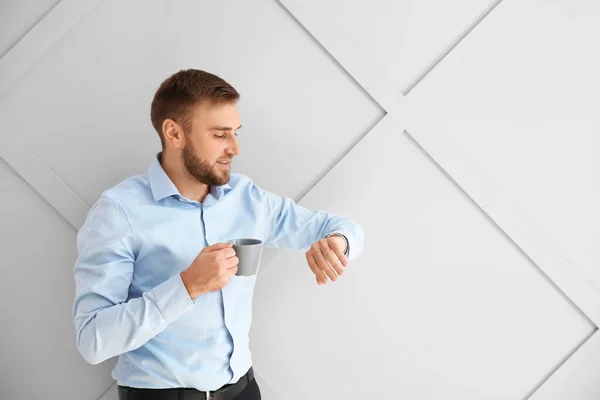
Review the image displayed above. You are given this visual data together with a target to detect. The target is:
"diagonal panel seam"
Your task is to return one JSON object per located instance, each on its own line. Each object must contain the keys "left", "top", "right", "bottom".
{"left": 528, "top": 328, "right": 600, "bottom": 399}
{"left": 96, "top": 381, "right": 117, "bottom": 400}
{"left": 0, "top": 121, "right": 89, "bottom": 230}
{"left": 253, "top": 368, "right": 292, "bottom": 400}
{"left": 0, "top": 0, "right": 103, "bottom": 101}
{"left": 525, "top": 327, "right": 599, "bottom": 399}
{"left": 256, "top": 109, "right": 393, "bottom": 275}
{"left": 403, "top": 0, "right": 504, "bottom": 96}
{"left": 0, "top": 3, "right": 109, "bottom": 398}
{"left": 277, "top": 1, "right": 600, "bottom": 396}
{"left": 0, "top": 0, "right": 103, "bottom": 230}
{"left": 403, "top": 105, "right": 600, "bottom": 326}
{"left": 404, "top": 107, "right": 600, "bottom": 398}
{"left": 278, "top": 0, "right": 404, "bottom": 113}
{"left": 257, "top": 110, "right": 407, "bottom": 277}
{"left": 0, "top": 0, "right": 61, "bottom": 60}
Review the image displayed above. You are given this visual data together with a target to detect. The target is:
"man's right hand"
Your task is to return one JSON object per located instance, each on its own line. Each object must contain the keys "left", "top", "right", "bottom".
{"left": 180, "top": 243, "right": 238, "bottom": 299}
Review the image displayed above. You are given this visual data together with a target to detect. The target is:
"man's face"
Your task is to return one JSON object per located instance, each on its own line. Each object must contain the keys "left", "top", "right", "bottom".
{"left": 181, "top": 101, "right": 241, "bottom": 187}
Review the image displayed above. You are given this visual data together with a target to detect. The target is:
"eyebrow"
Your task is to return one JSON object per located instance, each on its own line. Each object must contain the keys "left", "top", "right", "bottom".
{"left": 209, "top": 125, "right": 242, "bottom": 132}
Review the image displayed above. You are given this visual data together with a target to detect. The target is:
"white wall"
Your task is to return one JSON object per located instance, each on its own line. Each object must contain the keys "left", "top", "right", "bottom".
{"left": 1, "top": 0, "right": 598, "bottom": 399}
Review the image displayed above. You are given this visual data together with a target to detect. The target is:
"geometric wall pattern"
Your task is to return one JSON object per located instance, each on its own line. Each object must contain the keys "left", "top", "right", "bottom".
{"left": 1, "top": 0, "right": 598, "bottom": 399}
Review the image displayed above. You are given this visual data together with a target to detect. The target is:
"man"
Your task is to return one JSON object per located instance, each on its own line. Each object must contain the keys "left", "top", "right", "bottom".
{"left": 73, "top": 69, "right": 364, "bottom": 400}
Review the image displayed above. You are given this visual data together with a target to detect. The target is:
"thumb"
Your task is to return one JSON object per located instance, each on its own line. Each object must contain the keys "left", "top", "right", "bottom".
{"left": 201, "top": 242, "right": 233, "bottom": 253}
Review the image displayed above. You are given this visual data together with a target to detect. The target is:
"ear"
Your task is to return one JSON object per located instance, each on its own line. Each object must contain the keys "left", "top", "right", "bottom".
{"left": 162, "top": 118, "right": 185, "bottom": 149}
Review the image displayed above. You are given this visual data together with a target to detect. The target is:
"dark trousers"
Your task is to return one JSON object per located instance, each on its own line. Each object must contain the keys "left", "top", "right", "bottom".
{"left": 118, "top": 369, "right": 261, "bottom": 400}
{"left": 230, "top": 379, "right": 261, "bottom": 400}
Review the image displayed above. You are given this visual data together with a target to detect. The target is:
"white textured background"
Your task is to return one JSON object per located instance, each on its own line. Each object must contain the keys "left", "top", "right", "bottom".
{"left": 0, "top": 0, "right": 598, "bottom": 399}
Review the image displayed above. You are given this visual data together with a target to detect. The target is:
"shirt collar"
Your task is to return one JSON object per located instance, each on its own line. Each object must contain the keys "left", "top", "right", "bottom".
{"left": 148, "top": 152, "right": 232, "bottom": 202}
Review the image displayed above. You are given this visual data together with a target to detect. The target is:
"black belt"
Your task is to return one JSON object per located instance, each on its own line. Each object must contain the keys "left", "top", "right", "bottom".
{"left": 117, "top": 367, "right": 254, "bottom": 400}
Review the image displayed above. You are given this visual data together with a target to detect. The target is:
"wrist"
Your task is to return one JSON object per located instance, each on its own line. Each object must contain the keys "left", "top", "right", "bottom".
{"left": 325, "top": 233, "right": 349, "bottom": 256}
{"left": 180, "top": 271, "right": 204, "bottom": 299}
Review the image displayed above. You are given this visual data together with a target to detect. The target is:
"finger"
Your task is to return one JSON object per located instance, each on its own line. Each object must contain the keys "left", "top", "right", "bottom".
{"left": 339, "top": 252, "right": 349, "bottom": 268}
{"left": 203, "top": 242, "right": 233, "bottom": 253}
{"left": 307, "top": 253, "right": 328, "bottom": 285}
{"left": 227, "top": 265, "right": 238, "bottom": 276}
{"left": 220, "top": 247, "right": 237, "bottom": 259}
{"left": 226, "top": 256, "right": 239, "bottom": 269}
{"left": 321, "top": 245, "right": 345, "bottom": 276}
{"left": 313, "top": 248, "right": 338, "bottom": 282}
{"left": 306, "top": 253, "right": 325, "bottom": 284}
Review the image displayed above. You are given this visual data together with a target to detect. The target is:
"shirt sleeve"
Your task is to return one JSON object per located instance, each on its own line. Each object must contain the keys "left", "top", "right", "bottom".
{"left": 252, "top": 182, "right": 365, "bottom": 261}
{"left": 72, "top": 196, "right": 195, "bottom": 365}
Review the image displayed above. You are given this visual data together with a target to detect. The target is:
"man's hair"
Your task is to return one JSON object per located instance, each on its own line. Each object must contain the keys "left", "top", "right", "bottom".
{"left": 150, "top": 69, "right": 240, "bottom": 148}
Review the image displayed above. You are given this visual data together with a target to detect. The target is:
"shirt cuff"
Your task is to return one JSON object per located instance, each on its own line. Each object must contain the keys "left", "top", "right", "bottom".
{"left": 148, "top": 273, "right": 196, "bottom": 322}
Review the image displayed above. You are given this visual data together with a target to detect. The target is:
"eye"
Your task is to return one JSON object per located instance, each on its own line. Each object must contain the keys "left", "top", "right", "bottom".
{"left": 215, "top": 134, "right": 225, "bottom": 139}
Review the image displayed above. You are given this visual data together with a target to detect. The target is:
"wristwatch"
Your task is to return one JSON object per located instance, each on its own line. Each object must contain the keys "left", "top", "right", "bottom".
{"left": 324, "top": 233, "right": 349, "bottom": 257}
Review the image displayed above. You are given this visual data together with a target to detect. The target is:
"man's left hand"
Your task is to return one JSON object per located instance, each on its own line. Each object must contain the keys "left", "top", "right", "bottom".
{"left": 305, "top": 236, "right": 349, "bottom": 286}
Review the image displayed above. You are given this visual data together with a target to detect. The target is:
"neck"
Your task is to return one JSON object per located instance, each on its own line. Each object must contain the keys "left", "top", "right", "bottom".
{"left": 159, "top": 151, "right": 210, "bottom": 203}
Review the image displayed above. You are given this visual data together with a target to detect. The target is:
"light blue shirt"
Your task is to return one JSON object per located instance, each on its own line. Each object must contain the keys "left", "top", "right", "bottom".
{"left": 73, "top": 153, "right": 364, "bottom": 390}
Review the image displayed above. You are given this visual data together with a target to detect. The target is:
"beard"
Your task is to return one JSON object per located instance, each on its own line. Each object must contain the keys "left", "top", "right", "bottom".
{"left": 181, "top": 140, "right": 230, "bottom": 187}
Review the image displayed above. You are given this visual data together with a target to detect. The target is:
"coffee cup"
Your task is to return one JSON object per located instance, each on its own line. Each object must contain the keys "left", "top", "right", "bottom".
{"left": 227, "top": 238, "right": 264, "bottom": 276}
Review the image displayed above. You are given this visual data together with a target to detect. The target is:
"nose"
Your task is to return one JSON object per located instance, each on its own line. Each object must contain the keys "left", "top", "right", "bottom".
{"left": 227, "top": 136, "right": 240, "bottom": 156}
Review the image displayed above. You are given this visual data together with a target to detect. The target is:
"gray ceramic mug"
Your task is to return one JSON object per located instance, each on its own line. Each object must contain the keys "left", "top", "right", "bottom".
{"left": 227, "top": 238, "right": 264, "bottom": 276}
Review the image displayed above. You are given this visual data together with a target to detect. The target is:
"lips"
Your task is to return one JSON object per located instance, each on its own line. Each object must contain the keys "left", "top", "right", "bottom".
{"left": 217, "top": 160, "right": 231, "bottom": 169}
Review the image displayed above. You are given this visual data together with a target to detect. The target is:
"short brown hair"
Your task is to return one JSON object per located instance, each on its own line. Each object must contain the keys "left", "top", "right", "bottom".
{"left": 150, "top": 69, "right": 240, "bottom": 148}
